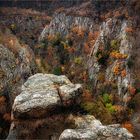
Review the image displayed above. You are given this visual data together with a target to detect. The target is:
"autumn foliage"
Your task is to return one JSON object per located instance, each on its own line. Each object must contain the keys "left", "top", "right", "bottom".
{"left": 82, "top": 90, "right": 93, "bottom": 102}
{"left": 122, "top": 121, "right": 133, "bottom": 133}
{"left": 71, "top": 26, "right": 85, "bottom": 37}
{"left": 125, "top": 27, "right": 134, "bottom": 33}
{"left": 121, "top": 69, "right": 127, "bottom": 77}
{"left": 113, "top": 105, "right": 124, "bottom": 112}
{"left": 84, "top": 43, "right": 90, "bottom": 54}
{"left": 128, "top": 86, "right": 136, "bottom": 95}
{"left": 110, "top": 51, "right": 128, "bottom": 59}
{"left": 113, "top": 63, "right": 120, "bottom": 75}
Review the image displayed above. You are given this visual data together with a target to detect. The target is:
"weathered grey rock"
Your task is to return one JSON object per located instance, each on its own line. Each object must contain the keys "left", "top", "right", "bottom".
{"left": 39, "top": 13, "right": 95, "bottom": 40}
{"left": 7, "top": 74, "right": 82, "bottom": 139}
{"left": 12, "top": 73, "right": 82, "bottom": 118}
{"left": 8, "top": 74, "right": 134, "bottom": 140}
{"left": 6, "top": 123, "right": 17, "bottom": 140}
{"left": 59, "top": 115, "right": 134, "bottom": 140}
{"left": 87, "top": 18, "right": 134, "bottom": 104}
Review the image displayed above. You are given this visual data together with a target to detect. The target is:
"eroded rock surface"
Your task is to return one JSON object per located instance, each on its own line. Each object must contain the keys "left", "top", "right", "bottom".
{"left": 40, "top": 13, "right": 95, "bottom": 40}
{"left": 7, "top": 74, "right": 134, "bottom": 140}
{"left": 7, "top": 73, "right": 82, "bottom": 139}
{"left": 59, "top": 115, "right": 134, "bottom": 140}
{"left": 13, "top": 73, "right": 82, "bottom": 118}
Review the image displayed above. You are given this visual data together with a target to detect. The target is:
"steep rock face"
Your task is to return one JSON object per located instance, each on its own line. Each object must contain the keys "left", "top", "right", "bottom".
{"left": 7, "top": 74, "right": 134, "bottom": 140}
{"left": 88, "top": 18, "right": 134, "bottom": 105}
{"left": 39, "top": 13, "right": 134, "bottom": 104}
{"left": 40, "top": 13, "right": 96, "bottom": 39}
{"left": 0, "top": 26, "right": 36, "bottom": 104}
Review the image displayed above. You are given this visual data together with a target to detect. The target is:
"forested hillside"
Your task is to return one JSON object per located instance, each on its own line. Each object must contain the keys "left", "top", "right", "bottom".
{"left": 0, "top": 0, "right": 140, "bottom": 139}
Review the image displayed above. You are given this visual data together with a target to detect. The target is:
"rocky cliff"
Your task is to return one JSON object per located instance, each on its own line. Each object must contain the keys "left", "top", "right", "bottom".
{"left": 39, "top": 13, "right": 135, "bottom": 105}
{"left": 0, "top": 1, "right": 140, "bottom": 139}
{"left": 36, "top": 12, "right": 140, "bottom": 139}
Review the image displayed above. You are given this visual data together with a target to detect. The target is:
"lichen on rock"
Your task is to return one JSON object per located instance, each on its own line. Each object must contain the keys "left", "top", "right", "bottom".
{"left": 59, "top": 115, "right": 134, "bottom": 140}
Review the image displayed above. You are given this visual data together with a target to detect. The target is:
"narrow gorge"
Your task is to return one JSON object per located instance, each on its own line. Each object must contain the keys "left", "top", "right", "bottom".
{"left": 0, "top": 0, "right": 140, "bottom": 140}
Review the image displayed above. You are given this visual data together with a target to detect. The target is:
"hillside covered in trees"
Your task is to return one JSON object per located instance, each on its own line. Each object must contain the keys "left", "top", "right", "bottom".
{"left": 0, "top": 0, "right": 140, "bottom": 140}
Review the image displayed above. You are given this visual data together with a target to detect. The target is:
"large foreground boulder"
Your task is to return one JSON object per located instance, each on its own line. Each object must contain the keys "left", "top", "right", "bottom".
{"left": 7, "top": 73, "right": 82, "bottom": 139}
{"left": 7, "top": 74, "right": 134, "bottom": 140}
{"left": 12, "top": 73, "right": 82, "bottom": 119}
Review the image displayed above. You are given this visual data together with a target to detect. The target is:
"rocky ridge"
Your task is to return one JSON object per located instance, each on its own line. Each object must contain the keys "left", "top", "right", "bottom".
{"left": 88, "top": 18, "right": 134, "bottom": 105}
{"left": 40, "top": 13, "right": 96, "bottom": 39}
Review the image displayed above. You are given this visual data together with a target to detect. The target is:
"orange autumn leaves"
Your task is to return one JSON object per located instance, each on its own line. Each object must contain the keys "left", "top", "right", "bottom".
{"left": 113, "top": 63, "right": 120, "bottom": 75}
{"left": 71, "top": 26, "right": 85, "bottom": 37}
{"left": 125, "top": 27, "right": 134, "bottom": 33}
{"left": 128, "top": 85, "right": 136, "bottom": 95}
{"left": 84, "top": 43, "right": 90, "bottom": 54}
{"left": 0, "top": 96, "right": 11, "bottom": 122}
{"left": 113, "top": 62, "right": 127, "bottom": 77}
{"left": 121, "top": 69, "right": 127, "bottom": 77}
{"left": 113, "top": 105, "right": 124, "bottom": 112}
{"left": 110, "top": 51, "right": 128, "bottom": 59}
{"left": 84, "top": 31, "right": 99, "bottom": 54}
{"left": 122, "top": 121, "right": 134, "bottom": 133}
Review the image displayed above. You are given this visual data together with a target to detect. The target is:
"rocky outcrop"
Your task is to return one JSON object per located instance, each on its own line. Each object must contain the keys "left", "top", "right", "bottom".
{"left": 13, "top": 73, "right": 82, "bottom": 119}
{"left": 7, "top": 73, "right": 82, "bottom": 139}
{"left": 59, "top": 115, "right": 134, "bottom": 140}
{"left": 7, "top": 74, "right": 134, "bottom": 140}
